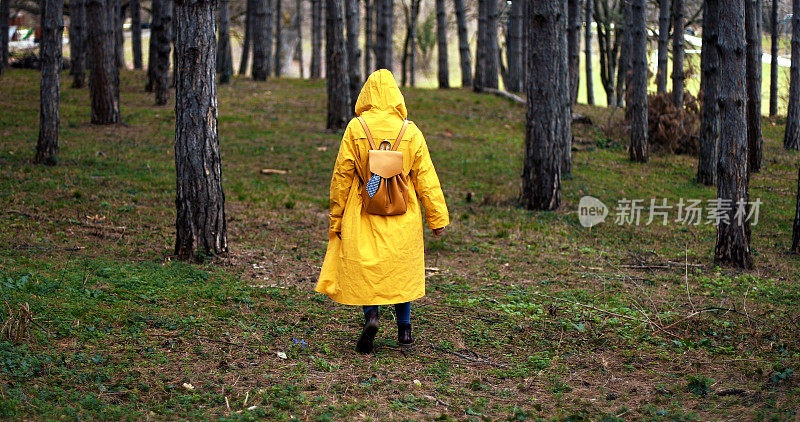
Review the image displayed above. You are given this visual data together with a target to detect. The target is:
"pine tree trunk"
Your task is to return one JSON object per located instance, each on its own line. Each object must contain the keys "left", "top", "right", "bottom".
{"left": 154, "top": 0, "right": 173, "bottom": 104}
{"left": 253, "top": 0, "right": 273, "bottom": 80}
{"left": 70, "top": 0, "right": 87, "bottom": 88}
{"left": 146, "top": 0, "right": 160, "bottom": 91}
{"left": 326, "top": 0, "right": 350, "bottom": 129}
{"left": 745, "top": 0, "right": 762, "bottom": 172}
{"left": 567, "top": 0, "right": 582, "bottom": 104}
{"left": 485, "top": 0, "right": 499, "bottom": 89}
{"left": 375, "top": 0, "right": 393, "bottom": 71}
{"left": 174, "top": 0, "right": 228, "bottom": 261}
{"left": 274, "top": 0, "right": 283, "bottom": 76}
{"left": 346, "top": 0, "right": 361, "bottom": 107}
{"left": 239, "top": 0, "right": 253, "bottom": 75}
{"left": 521, "top": 0, "right": 564, "bottom": 211}
{"left": 656, "top": 0, "right": 670, "bottom": 93}
{"left": 364, "top": 0, "right": 372, "bottom": 77}
{"left": 698, "top": 0, "right": 719, "bottom": 185}
{"left": 629, "top": 0, "right": 647, "bottom": 162}
{"left": 35, "top": 0, "right": 63, "bottom": 166}
{"left": 715, "top": 0, "right": 752, "bottom": 269}
{"left": 114, "top": 0, "right": 124, "bottom": 67}
{"left": 506, "top": 0, "right": 522, "bottom": 93}
{"left": 770, "top": 0, "right": 779, "bottom": 117}
{"left": 474, "top": 0, "right": 487, "bottom": 91}
{"left": 296, "top": 0, "right": 304, "bottom": 78}
{"left": 435, "top": 0, "right": 449, "bottom": 88}
{"left": 785, "top": 0, "right": 800, "bottom": 150}
{"left": 409, "top": 0, "right": 419, "bottom": 86}
{"left": 595, "top": 0, "right": 618, "bottom": 107}
{"left": 616, "top": 1, "right": 629, "bottom": 108}
{"left": 584, "top": 0, "right": 594, "bottom": 104}
{"left": 218, "top": 0, "right": 232, "bottom": 83}
{"left": 0, "top": 0, "right": 8, "bottom": 73}
{"left": 311, "top": 0, "right": 322, "bottom": 77}
{"left": 87, "top": 0, "right": 121, "bottom": 124}
{"left": 671, "top": 0, "right": 684, "bottom": 106}
{"left": 454, "top": 0, "right": 472, "bottom": 87}
{"left": 131, "top": 0, "right": 142, "bottom": 68}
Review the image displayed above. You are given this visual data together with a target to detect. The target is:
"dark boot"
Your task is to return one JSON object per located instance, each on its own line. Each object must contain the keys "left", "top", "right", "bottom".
{"left": 356, "top": 308, "right": 379, "bottom": 354}
{"left": 398, "top": 323, "right": 414, "bottom": 346}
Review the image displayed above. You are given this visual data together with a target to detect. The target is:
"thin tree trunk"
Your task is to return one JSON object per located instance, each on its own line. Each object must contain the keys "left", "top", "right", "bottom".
{"left": 154, "top": 0, "right": 173, "bottom": 104}
{"left": 253, "top": 0, "right": 273, "bottom": 80}
{"left": 376, "top": 0, "right": 393, "bottom": 71}
{"left": 346, "top": 0, "right": 360, "bottom": 107}
{"left": 274, "top": 0, "right": 283, "bottom": 76}
{"left": 0, "top": 0, "right": 8, "bottom": 72}
{"left": 785, "top": 0, "right": 800, "bottom": 150}
{"left": 629, "top": 0, "right": 647, "bottom": 162}
{"left": 174, "top": 0, "right": 228, "bottom": 261}
{"left": 88, "top": 0, "right": 121, "bottom": 124}
{"left": 506, "top": 0, "right": 522, "bottom": 93}
{"left": 584, "top": 0, "right": 594, "bottom": 104}
{"left": 146, "top": 0, "right": 160, "bottom": 91}
{"left": 745, "top": 0, "right": 762, "bottom": 172}
{"left": 71, "top": 0, "right": 87, "bottom": 88}
{"left": 311, "top": 0, "right": 322, "bottom": 77}
{"left": 698, "top": 0, "right": 719, "bottom": 185}
{"left": 435, "top": 0, "right": 449, "bottom": 88}
{"left": 656, "top": 0, "right": 670, "bottom": 93}
{"left": 131, "top": 0, "right": 142, "bottom": 68}
{"left": 521, "top": 0, "right": 564, "bottom": 211}
{"left": 474, "top": 0, "right": 487, "bottom": 91}
{"left": 559, "top": 0, "right": 572, "bottom": 176}
{"left": 218, "top": 0, "right": 232, "bottom": 83}
{"left": 239, "top": 0, "right": 253, "bottom": 75}
{"left": 326, "top": 0, "right": 350, "bottom": 129}
{"left": 616, "top": 0, "right": 629, "bottom": 108}
{"left": 770, "top": 0, "right": 779, "bottom": 116}
{"left": 567, "top": 0, "right": 582, "bottom": 104}
{"left": 485, "top": 0, "right": 499, "bottom": 89}
{"left": 454, "top": 0, "right": 472, "bottom": 87}
{"left": 714, "top": 0, "right": 752, "bottom": 269}
{"left": 114, "top": 0, "right": 124, "bottom": 67}
{"left": 672, "top": 0, "right": 684, "bottom": 106}
{"left": 364, "top": 0, "right": 372, "bottom": 77}
{"left": 35, "top": 0, "right": 63, "bottom": 166}
{"left": 409, "top": 0, "right": 419, "bottom": 86}
{"left": 296, "top": 0, "right": 304, "bottom": 78}
{"left": 595, "top": 0, "right": 618, "bottom": 107}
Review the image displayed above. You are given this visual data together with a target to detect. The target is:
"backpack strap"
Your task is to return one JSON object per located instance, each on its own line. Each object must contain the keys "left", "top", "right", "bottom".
{"left": 356, "top": 116, "right": 377, "bottom": 150}
{"left": 391, "top": 120, "right": 409, "bottom": 151}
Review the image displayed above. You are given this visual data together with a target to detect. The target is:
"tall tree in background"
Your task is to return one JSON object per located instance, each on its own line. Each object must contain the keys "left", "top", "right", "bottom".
{"left": 401, "top": 0, "right": 420, "bottom": 86}
{"left": 364, "top": 0, "right": 373, "bottom": 78}
{"left": 296, "top": 0, "right": 304, "bottom": 78}
{"left": 454, "top": 0, "right": 472, "bottom": 87}
{"left": 671, "top": 0, "right": 684, "bottom": 106}
{"left": 146, "top": 0, "right": 160, "bottom": 91}
{"left": 311, "top": 0, "right": 322, "bottom": 77}
{"left": 616, "top": 0, "right": 630, "bottom": 107}
{"left": 0, "top": 0, "right": 8, "bottom": 73}
{"left": 521, "top": 0, "right": 565, "bottom": 211}
{"left": 87, "top": 0, "right": 121, "bottom": 124}
{"left": 239, "top": 0, "right": 254, "bottom": 75}
{"left": 174, "top": 0, "right": 228, "bottom": 261}
{"left": 114, "top": 0, "right": 124, "bottom": 67}
{"left": 595, "top": 0, "right": 620, "bottom": 107}
{"left": 584, "top": 0, "right": 594, "bottom": 104}
{"left": 131, "top": 0, "right": 143, "bottom": 69}
{"left": 567, "top": 0, "right": 582, "bottom": 104}
{"left": 656, "top": 0, "right": 670, "bottom": 93}
{"left": 375, "top": 0, "right": 393, "bottom": 70}
{"left": 70, "top": 0, "right": 88, "bottom": 88}
{"left": 698, "top": 0, "right": 719, "bottom": 185}
{"left": 559, "top": 0, "right": 572, "bottom": 175}
{"left": 252, "top": 0, "right": 273, "bottom": 80}
{"left": 218, "top": 0, "right": 233, "bottom": 83}
{"left": 34, "top": 0, "right": 64, "bottom": 166}
{"left": 745, "top": 0, "right": 762, "bottom": 172}
{"left": 154, "top": 0, "right": 173, "bottom": 104}
{"left": 785, "top": 0, "right": 800, "bottom": 150}
{"left": 473, "top": 0, "right": 487, "bottom": 91}
{"left": 629, "top": 0, "right": 647, "bottom": 162}
{"left": 506, "top": 0, "right": 523, "bottom": 93}
{"left": 436, "top": 0, "right": 449, "bottom": 88}
{"left": 326, "top": 0, "right": 350, "bottom": 129}
{"left": 274, "top": 0, "right": 283, "bottom": 76}
{"left": 346, "top": 0, "right": 361, "bottom": 107}
{"left": 485, "top": 0, "right": 499, "bottom": 89}
{"left": 715, "top": 0, "right": 751, "bottom": 269}
{"left": 770, "top": 0, "right": 779, "bottom": 117}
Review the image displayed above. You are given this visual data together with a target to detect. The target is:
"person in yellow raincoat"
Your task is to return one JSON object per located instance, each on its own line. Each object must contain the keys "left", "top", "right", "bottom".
{"left": 315, "top": 69, "right": 450, "bottom": 354}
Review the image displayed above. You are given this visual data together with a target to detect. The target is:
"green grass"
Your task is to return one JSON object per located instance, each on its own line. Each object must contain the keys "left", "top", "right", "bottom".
{"left": 1, "top": 68, "right": 800, "bottom": 420}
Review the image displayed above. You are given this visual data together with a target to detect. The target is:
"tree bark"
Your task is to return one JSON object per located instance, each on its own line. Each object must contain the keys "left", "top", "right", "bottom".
{"left": 364, "top": 0, "right": 373, "bottom": 78}
{"left": 311, "top": 0, "right": 322, "bottom": 77}
{"left": 567, "top": 0, "right": 582, "bottom": 104}
{"left": 434, "top": 0, "right": 449, "bottom": 88}
{"left": 218, "top": 0, "right": 232, "bottom": 83}
{"left": 131, "top": 0, "right": 143, "bottom": 68}
{"left": 70, "top": 0, "right": 87, "bottom": 88}
{"left": 114, "top": 0, "right": 124, "bottom": 67}
{"left": 745, "top": 0, "right": 762, "bottom": 172}
{"left": 326, "top": 0, "right": 350, "bottom": 129}
{"left": 274, "top": 0, "right": 283, "bottom": 76}
{"left": 87, "top": 0, "right": 121, "bottom": 124}
{"left": 506, "top": 0, "right": 522, "bottom": 93}
{"left": 769, "top": 0, "right": 779, "bottom": 117}
{"left": 375, "top": 0, "right": 393, "bottom": 71}
{"left": 485, "top": 0, "right": 499, "bottom": 89}
{"left": 671, "top": 0, "right": 685, "bottom": 106}
{"left": 35, "top": 0, "right": 63, "bottom": 166}
{"left": 629, "top": 0, "right": 647, "bottom": 162}
{"left": 616, "top": 0, "right": 630, "bottom": 108}
{"left": 345, "top": 0, "right": 360, "bottom": 108}
{"left": 584, "top": 0, "right": 594, "bottom": 104}
{"left": 714, "top": 0, "right": 752, "bottom": 269}
{"left": 146, "top": 0, "right": 160, "bottom": 91}
{"left": 454, "top": 0, "right": 472, "bottom": 87}
{"left": 474, "top": 0, "right": 487, "bottom": 91}
{"left": 656, "top": 0, "right": 670, "bottom": 93}
{"left": 521, "top": 0, "right": 564, "bottom": 211}
{"left": 154, "top": 0, "right": 173, "bottom": 104}
{"left": 408, "top": 0, "right": 419, "bottom": 86}
{"left": 253, "top": 0, "right": 274, "bottom": 80}
{"left": 595, "top": 0, "right": 619, "bottom": 107}
{"left": 239, "top": 0, "right": 253, "bottom": 75}
{"left": 173, "top": 0, "right": 228, "bottom": 261}
{"left": 0, "top": 0, "right": 8, "bottom": 73}
{"left": 785, "top": 0, "right": 800, "bottom": 150}
{"left": 698, "top": 0, "right": 719, "bottom": 185}
{"left": 296, "top": 0, "right": 304, "bottom": 78}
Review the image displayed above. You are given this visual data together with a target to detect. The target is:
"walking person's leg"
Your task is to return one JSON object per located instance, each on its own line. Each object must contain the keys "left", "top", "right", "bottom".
{"left": 357, "top": 305, "right": 380, "bottom": 354}
{"left": 395, "top": 302, "right": 414, "bottom": 346}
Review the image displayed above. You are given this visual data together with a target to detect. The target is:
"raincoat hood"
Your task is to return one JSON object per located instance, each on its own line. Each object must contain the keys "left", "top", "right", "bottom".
{"left": 355, "top": 69, "right": 408, "bottom": 119}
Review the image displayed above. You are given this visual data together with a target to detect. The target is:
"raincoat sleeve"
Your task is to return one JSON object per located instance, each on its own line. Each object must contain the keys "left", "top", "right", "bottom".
{"left": 410, "top": 130, "right": 450, "bottom": 230}
{"left": 329, "top": 124, "right": 358, "bottom": 234}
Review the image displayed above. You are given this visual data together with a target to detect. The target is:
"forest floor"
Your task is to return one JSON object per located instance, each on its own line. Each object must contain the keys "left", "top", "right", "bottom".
{"left": 1, "top": 68, "right": 800, "bottom": 420}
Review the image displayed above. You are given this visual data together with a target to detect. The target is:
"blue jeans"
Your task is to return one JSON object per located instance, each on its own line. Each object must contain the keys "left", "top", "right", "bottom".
{"left": 363, "top": 302, "right": 411, "bottom": 324}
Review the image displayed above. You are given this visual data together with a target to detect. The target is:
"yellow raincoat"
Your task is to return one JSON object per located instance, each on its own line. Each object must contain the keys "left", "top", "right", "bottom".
{"left": 315, "top": 70, "right": 450, "bottom": 306}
